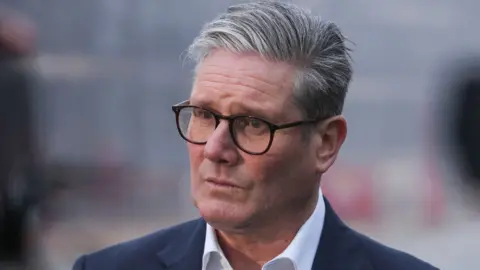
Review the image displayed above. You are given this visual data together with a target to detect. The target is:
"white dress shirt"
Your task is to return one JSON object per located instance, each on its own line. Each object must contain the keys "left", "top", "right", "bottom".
{"left": 202, "top": 188, "right": 326, "bottom": 270}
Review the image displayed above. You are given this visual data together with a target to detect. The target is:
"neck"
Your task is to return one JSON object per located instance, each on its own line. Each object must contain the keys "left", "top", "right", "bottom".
{"left": 216, "top": 192, "right": 319, "bottom": 269}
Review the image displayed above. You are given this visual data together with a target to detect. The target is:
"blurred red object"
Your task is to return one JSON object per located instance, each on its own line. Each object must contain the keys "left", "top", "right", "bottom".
{"left": 0, "top": 11, "right": 36, "bottom": 55}
{"left": 424, "top": 133, "right": 445, "bottom": 226}
{"left": 322, "top": 164, "right": 376, "bottom": 223}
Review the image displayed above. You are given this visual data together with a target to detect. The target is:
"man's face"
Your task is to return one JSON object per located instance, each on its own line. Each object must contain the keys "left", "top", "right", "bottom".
{"left": 187, "top": 50, "right": 327, "bottom": 230}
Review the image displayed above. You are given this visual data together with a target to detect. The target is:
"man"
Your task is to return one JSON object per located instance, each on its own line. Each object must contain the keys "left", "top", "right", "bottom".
{"left": 73, "top": 1, "right": 438, "bottom": 269}
{"left": 0, "top": 9, "right": 44, "bottom": 268}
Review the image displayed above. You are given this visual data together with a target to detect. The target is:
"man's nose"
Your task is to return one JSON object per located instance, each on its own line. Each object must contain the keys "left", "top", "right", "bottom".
{"left": 203, "top": 121, "right": 239, "bottom": 165}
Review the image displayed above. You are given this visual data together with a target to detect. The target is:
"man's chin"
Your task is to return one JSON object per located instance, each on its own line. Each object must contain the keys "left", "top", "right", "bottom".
{"left": 196, "top": 201, "right": 252, "bottom": 231}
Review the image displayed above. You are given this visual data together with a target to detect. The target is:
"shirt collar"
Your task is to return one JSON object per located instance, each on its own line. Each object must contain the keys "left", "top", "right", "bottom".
{"left": 202, "top": 188, "right": 326, "bottom": 270}
{"left": 203, "top": 220, "right": 230, "bottom": 269}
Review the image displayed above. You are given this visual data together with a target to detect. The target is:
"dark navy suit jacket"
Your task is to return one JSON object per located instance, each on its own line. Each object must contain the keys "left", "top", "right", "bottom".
{"left": 72, "top": 198, "right": 438, "bottom": 270}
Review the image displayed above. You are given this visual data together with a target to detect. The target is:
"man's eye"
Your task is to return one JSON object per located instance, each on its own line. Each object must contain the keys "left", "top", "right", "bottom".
{"left": 237, "top": 118, "right": 268, "bottom": 133}
{"left": 249, "top": 119, "right": 263, "bottom": 128}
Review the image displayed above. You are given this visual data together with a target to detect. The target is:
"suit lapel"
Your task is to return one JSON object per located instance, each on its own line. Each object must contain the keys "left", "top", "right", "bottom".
{"left": 312, "top": 198, "right": 374, "bottom": 270}
{"left": 156, "top": 218, "right": 206, "bottom": 270}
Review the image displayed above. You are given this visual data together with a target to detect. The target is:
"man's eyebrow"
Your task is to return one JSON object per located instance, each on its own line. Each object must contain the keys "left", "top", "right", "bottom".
{"left": 189, "top": 99, "right": 225, "bottom": 115}
{"left": 230, "top": 104, "right": 288, "bottom": 123}
{"left": 231, "top": 104, "right": 267, "bottom": 117}
{"left": 189, "top": 97, "right": 289, "bottom": 122}
{"left": 191, "top": 102, "right": 225, "bottom": 115}
{"left": 190, "top": 99, "right": 269, "bottom": 117}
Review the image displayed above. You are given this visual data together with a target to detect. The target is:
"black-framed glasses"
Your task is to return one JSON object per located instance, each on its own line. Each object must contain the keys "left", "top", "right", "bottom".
{"left": 172, "top": 100, "right": 325, "bottom": 155}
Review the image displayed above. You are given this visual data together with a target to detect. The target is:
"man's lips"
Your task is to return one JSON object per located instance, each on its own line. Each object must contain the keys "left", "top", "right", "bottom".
{"left": 205, "top": 178, "right": 242, "bottom": 189}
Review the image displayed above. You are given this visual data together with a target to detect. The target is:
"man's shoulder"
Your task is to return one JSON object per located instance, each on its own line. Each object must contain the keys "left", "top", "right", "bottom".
{"left": 351, "top": 230, "right": 438, "bottom": 270}
{"left": 90, "top": 218, "right": 201, "bottom": 255}
{"left": 73, "top": 218, "right": 202, "bottom": 269}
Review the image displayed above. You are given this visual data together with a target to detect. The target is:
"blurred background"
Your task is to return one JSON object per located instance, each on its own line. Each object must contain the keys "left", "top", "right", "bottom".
{"left": 1, "top": 0, "right": 479, "bottom": 269}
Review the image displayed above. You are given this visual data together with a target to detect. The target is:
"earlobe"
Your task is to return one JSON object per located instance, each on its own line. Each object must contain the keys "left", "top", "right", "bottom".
{"left": 315, "top": 116, "right": 347, "bottom": 173}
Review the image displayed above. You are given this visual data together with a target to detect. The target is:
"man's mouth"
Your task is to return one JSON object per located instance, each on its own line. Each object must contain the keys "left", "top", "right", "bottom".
{"left": 205, "top": 178, "right": 242, "bottom": 189}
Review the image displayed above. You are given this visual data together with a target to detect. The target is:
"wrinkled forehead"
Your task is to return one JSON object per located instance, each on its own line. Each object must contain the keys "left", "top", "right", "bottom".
{"left": 190, "top": 50, "right": 302, "bottom": 119}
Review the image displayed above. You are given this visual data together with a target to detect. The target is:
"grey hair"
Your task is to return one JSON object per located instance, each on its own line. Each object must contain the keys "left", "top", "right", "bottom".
{"left": 187, "top": 0, "right": 353, "bottom": 120}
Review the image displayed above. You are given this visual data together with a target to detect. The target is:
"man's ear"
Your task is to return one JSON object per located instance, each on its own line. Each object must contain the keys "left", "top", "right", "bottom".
{"left": 315, "top": 115, "right": 347, "bottom": 173}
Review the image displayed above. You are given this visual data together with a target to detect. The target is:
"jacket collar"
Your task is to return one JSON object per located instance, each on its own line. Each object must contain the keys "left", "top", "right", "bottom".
{"left": 312, "top": 199, "right": 373, "bottom": 270}
{"left": 156, "top": 218, "right": 206, "bottom": 270}
{"left": 156, "top": 197, "right": 373, "bottom": 270}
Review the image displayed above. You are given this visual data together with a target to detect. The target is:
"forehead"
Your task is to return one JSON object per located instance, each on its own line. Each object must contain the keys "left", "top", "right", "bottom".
{"left": 190, "top": 50, "right": 299, "bottom": 118}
